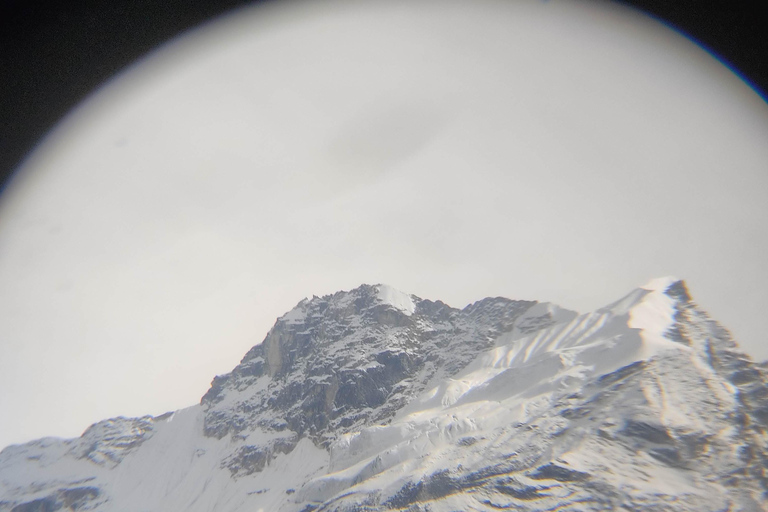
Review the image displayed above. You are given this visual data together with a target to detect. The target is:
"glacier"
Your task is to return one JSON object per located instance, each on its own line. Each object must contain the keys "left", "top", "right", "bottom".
{"left": 1, "top": 279, "right": 766, "bottom": 511}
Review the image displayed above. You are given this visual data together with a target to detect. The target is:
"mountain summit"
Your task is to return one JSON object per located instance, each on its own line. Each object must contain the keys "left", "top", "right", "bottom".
{"left": 2, "top": 279, "right": 767, "bottom": 511}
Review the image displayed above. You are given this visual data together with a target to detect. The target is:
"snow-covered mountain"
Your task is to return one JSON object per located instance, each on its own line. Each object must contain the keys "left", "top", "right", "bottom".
{"left": 2, "top": 279, "right": 767, "bottom": 511}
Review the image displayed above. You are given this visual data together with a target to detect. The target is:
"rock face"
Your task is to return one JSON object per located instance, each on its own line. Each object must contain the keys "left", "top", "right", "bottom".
{"left": 1, "top": 280, "right": 767, "bottom": 512}
{"left": 201, "top": 284, "right": 537, "bottom": 449}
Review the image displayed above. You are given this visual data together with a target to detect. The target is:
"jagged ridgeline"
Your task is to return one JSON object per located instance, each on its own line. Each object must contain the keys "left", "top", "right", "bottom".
{"left": 1, "top": 280, "right": 767, "bottom": 512}
{"left": 201, "top": 284, "right": 537, "bottom": 450}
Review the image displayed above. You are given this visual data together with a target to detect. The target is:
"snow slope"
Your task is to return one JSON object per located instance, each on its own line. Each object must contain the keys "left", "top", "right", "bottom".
{"left": 2, "top": 279, "right": 766, "bottom": 512}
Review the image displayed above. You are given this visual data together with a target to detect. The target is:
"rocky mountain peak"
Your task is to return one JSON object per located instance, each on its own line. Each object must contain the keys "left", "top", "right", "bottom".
{"left": 200, "top": 285, "right": 539, "bottom": 452}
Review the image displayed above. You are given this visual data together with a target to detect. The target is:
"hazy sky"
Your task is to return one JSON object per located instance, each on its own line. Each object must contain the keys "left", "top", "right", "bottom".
{"left": 1, "top": 0, "right": 767, "bottom": 451}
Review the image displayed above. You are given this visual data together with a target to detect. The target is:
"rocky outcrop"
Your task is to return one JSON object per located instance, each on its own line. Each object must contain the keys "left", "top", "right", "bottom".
{"left": 7, "top": 487, "right": 101, "bottom": 512}
{"left": 201, "top": 284, "right": 539, "bottom": 449}
{"left": 68, "top": 416, "right": 155, "bottom": 468}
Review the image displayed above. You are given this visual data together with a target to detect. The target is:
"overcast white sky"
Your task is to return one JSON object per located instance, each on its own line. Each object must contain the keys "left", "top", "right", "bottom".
{"left": 1, "top": 0, "right": 767, "bottom": 451}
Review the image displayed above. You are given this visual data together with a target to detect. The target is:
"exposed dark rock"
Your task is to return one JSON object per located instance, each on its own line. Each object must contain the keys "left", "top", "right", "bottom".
{"left": 10, "top": 498, "right": 58, "bottom": 512}
{"left": 68, "top": 416, "right": 154, "bottom": 467}
{"left": 7, "top": 487, "right": 100, "bottom": 512}
{"left": 621, "top": 420, "right": 674, "bottom": 444}
{"left": 648, "top": 447, "right": 685, "bottom": 468}
{"left": 529, "top": 464, "right": 590, "bottom": 482}
{"left": 223, "top": 434, "right": 298, "bottom": 477}
{"left": 200, "top": 284, "right": 538, "bottom": 447}
{"left": 494, "top": 482, "right": 544, "bottom": 500}
{"left": 597, "top": 361, "right": 646, "bottom": 386}
{"left": 664, "top": 280, "right": 692, "bottom": 303}
{"left": 59, "top": 487, "right": 99, "bottom": 510}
